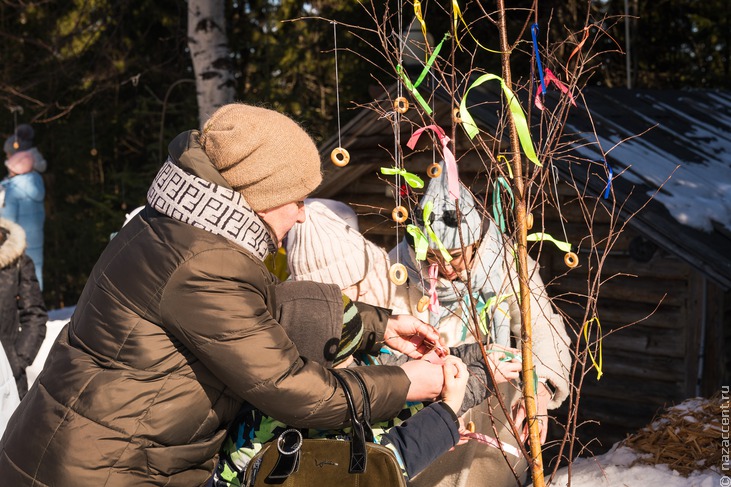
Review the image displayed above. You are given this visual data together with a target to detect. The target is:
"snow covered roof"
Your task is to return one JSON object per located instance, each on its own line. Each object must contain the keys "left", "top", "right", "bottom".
{"left": 458, "top": 84, "right": 731, "bottom": 287}
{"left": 552, "top": 88, "right": 731, "bottom": 288}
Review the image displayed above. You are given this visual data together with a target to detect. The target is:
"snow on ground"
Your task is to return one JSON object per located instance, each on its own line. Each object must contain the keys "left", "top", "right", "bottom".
{"left": 538, "top": 444, "right": 723, "bottom": 487}
{"left": 26, "top": 306, "right": 74, "bottom": 387}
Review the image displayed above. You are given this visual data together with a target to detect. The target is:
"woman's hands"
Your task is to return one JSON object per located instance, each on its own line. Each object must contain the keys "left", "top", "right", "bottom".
{"left": 400, "top": 360, "right": 444, "bottom": 401}
{"left": 385, "top": 314, "right": 445, "bottom": 359}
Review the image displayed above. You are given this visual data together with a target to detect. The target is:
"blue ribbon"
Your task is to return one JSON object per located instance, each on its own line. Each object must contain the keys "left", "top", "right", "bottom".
{"left": 531, "top": 23, "right": 547, "bottom": 98}
{"left": 603, "top": 158, "right": 613, "bottom": 199}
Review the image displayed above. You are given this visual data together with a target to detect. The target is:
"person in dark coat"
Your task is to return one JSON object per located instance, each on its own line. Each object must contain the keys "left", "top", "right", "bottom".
{"left": 0, "top": 103, "right": 445, "bottom": 487}
{"left": 0, "top": 218, "right": 46, "bottom": 398}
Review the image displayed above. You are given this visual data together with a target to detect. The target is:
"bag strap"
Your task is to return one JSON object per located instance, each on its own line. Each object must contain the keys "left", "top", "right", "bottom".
{"left": 262, "top": 369, "right": 375, "bottom": 484}
{"left": 338, "top": 369, "right": 374, "bottom": 442}
{"left": 332, "top": 369, "right": 372, "bottom": 474}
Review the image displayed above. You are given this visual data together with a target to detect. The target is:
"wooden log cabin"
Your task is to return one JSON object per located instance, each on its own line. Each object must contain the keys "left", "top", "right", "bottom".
{"left": 312, "top": 84, "right": 731, "bottom": 457}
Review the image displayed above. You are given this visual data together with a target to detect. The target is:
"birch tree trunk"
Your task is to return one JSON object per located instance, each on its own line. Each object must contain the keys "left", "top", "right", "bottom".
{"left": 188, "top": 0, "right": 235, "bottom": 128}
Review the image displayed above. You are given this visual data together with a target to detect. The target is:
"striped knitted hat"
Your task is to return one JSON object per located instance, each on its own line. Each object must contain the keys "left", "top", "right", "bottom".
{"left": 286, "top": 200, "right": 367, "bottom": 288}
{"left": 333, "top": 295, "right": 364, "bottom": 366}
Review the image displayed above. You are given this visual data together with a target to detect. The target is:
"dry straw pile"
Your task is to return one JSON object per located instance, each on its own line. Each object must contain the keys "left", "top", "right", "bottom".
{"left": 622, "top": 393, "right": 726, "bottom": 476}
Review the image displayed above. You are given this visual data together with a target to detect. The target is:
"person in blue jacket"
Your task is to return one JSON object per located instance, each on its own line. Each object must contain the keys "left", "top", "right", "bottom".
{"left": 2, "top": 124, "right": 45, "bottom": 289}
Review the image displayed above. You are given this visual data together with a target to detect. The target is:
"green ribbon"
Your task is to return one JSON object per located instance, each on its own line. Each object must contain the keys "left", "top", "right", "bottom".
{"left": 422, "top": 201, "right": 452, "bottom": 262}
{"left": 492, "top": 176, "right": 514, "bottom": 233}
{"left": 459, "top": 73, "right": 542, "bottom": 166}
{"left": 380, "top": 167, "right": 424, "bottom": 189}
{"left": 485, "top": 348, "right": 518, "bottom": 362}
{"left": 485, "top": 346, "right": 538, "bottom": 390}
{"left": 406, "top": 224, "right": 429, "bottom": 261}
{"left": 478, "top": 293, "right": 514, "bottom": 337}
{"left": 396, "top": 33, "right": 450, "bottom": 115}
{"left": 526, "top": 232, "right": 572, "bottom": 253}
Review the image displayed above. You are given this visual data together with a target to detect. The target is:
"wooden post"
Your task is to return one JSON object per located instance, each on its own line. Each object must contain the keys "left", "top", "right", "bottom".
{"left": 496, "top": 1, "right": 546, "bottom": 486}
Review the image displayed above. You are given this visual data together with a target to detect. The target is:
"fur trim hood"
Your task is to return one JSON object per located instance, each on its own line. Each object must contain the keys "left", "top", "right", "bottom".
{"left": 0, "top": 218, "right": 26, "bottom": 268}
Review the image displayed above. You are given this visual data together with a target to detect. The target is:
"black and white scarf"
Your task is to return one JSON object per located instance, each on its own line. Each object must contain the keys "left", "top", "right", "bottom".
{"left": 147, "top": 160, "right": 277, "bottom": 261}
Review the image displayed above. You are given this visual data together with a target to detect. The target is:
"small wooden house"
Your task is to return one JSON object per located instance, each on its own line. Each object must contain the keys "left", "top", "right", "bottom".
{"left": 313, "top": 83, "right": 731, "bottom": 453}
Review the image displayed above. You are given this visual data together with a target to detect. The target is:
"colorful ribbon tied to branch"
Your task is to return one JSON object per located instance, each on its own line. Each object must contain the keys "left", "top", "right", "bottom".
{"left": 428, "top": 263, "right": 441, "bottom": 313}
{"left": 485, "top": 347, "right": 519, "bottom": 363}
{"left": 406, "top": 224, "right": 429, "bottom": 261}
{"left": 602, "top": 158, "right": 613, "bottom": 199}
{"left": 565, "top": 25, "right": 591, "bottom": 77}
{"left": 459, "top": 73, "right": 542, "bottom": 166}
{"left": 535, "top": 68, "right": 577, "bottom": 111}
{"left": 498, "top": 154, "right": 514, "bottom": 179}
{"left": 492, "top": 176, "right": 514, "bottom": 233}
{"left": 450, "top": 0, "right": 501, "bottom": 53}
{"left": 413, "top": 0, "right": 429, "bottom": 55}
{"left": 484, "top": 345, "right": 539, "bottom": 394}
{"left": 396, "top": 33, "right": 450, "bottom": 115}
{"left": 462, "top": 431, "right": 521, "bottom": 457}
{"left": 582, "top": 316, "right": 604, "bottom": 380}
{"left": 451, "top": 1, "right": 462, "bottom": 49}
{"left": 468, "top": 293, "right": 487, "bottom": 334}
{"left": 477, "top": 293, "right": 513, "bottom": 337}
{"left": 526, "top": 232, "right": 572, "bottom": 253}
{"left": 530, "top": 23, "right": 547, "bottom": 98}
{"left": 407, "top": 124, "right": 460, "bottom": 200}
{"left": 380, "top": 166, "right": 425, "bottom": 189}
{"left": 422, "top": 200, "right": 453, "bottom": 262}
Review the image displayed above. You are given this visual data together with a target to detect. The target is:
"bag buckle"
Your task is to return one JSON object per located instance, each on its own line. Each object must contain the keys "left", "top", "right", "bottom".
{"left": 265, "top": 429, "right": 303, "bottom": 483}
{"left": 277, "top": 429, "right": 303, "bottom": 455}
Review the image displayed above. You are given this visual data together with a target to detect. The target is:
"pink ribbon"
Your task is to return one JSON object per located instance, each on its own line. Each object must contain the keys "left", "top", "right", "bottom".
{"left": 534, "top": 68, "right": 577, "bottom": 111}
{"left": 462, "top": 432, "right": 520, "bottom": 458}
{"left": 428, "top": 263, "right": 441, "bottom": 313}
{"left": 406, "top": 125, "right": 460, "bottom": 200}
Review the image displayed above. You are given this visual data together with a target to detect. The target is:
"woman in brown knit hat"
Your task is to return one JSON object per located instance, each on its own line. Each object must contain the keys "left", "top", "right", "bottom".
{"left": 0, "top": 103, "right": 445, "bottom": 487}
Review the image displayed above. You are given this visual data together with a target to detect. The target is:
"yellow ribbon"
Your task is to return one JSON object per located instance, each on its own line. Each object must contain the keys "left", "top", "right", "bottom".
{"left": 452, "top": 0, "right": 462, "bottom": 49}
{"left": 478, "top": 293, "right": 513, "bottom": 336}
{"left": 582, "top": 316, "right": 603, "bottom": 380}
{"left": 414, "top": 0, "right": 429, "bottom": 58}
{"left": 526, "top": 232, "right": 572, "bottom": 253}
{"left": 451, "top": 0, "right": 502, "bottom": 53}
{"left": 497, "top": 154, "right": 513, "bottom": 179}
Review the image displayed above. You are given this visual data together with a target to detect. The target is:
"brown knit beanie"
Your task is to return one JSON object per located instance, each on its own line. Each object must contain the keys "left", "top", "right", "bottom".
{"left": 199, "top": 103, "right": 323, "bottom": 212}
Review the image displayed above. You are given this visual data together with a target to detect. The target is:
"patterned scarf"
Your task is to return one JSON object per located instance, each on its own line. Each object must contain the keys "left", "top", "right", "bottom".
{"left": 395, "top": 222, "right": 512, "bottom": 346}
{"left": 147, "top": 160, "right": 277, "bottom": 261}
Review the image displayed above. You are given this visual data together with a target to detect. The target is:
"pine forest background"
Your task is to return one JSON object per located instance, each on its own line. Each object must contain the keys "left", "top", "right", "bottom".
{"left": 0, "top": 0, "right": 728, "bottom": 308}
